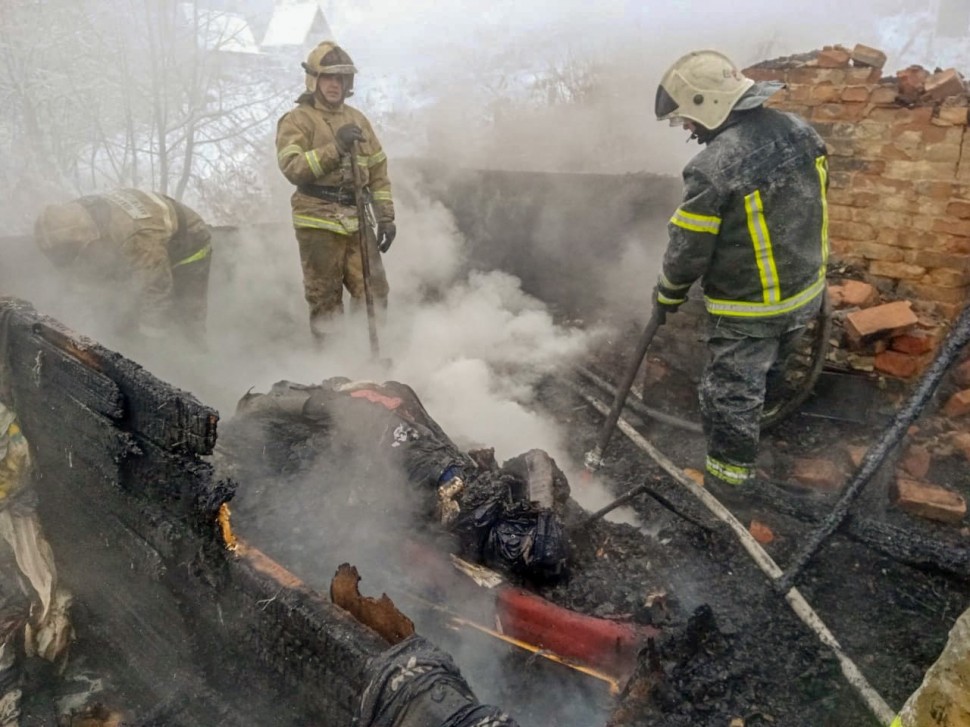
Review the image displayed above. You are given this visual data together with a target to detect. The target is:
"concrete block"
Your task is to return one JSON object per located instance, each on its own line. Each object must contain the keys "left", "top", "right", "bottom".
{"left": 893, "top": 477, "right": 967, "bottom": 524}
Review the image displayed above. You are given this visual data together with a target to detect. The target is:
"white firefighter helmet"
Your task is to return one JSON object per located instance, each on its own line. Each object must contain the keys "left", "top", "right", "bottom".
{"left": 302, "top": 40, "right": 357, "bottom": 96}
{"left": 34, "top": 202, "right": 99, "bottom": 268}
{"left": 655, "top": 50, "right": 755, "bottom": 131}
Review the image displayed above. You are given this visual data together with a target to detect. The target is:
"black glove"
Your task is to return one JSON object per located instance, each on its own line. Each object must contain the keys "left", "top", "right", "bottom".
{"left": 654, "top": 280, "right": 688, "bottom": 317}
{"left": 377, "top": 221, "right": 396, "bottom": 253}
{"left": 334, "top": 123, "right": 364, "bottom": 153}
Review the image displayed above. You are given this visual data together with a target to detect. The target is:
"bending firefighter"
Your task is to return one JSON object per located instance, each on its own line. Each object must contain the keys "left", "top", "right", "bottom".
{"left": 0, "top": 397, "right": 72, "bottom": 727}
{"left": 276, "top": 41, "right": 396, "bottom": 344}
{"left": 652, "top": 51, "right": 829, "bottom": 490}
{"left": 34, "top": 189, "right": 213, "bottom": 344}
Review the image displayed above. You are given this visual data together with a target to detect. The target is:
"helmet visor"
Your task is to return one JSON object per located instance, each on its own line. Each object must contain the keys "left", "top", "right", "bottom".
{"left": 655, "top": 84, "right": 679, "bottom": 120}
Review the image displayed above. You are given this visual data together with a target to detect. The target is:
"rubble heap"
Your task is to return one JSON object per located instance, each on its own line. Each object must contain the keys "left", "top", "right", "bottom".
{"left": 746, "top": 44, "right": 970, "bottom": 348}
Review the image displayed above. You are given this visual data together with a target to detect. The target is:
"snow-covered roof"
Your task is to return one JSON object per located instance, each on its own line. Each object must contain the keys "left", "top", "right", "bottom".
{"left": 262, "top": 1, "right": 332, "bottom": 48}
{"left": 179, "top": 4, "right": 261, "bottom": 54}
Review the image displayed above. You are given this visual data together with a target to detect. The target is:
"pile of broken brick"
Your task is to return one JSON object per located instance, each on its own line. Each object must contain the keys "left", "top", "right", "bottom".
{"left": 799, "top": 278, "right": 969, "bottom": 527}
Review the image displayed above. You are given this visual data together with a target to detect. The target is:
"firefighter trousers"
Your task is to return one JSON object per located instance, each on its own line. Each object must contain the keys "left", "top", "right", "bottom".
{"left": 700, "top": 321, "right": 807, "bottom": 485}
{"left": 295, "top": 228, "right": 389, "bottom": 338}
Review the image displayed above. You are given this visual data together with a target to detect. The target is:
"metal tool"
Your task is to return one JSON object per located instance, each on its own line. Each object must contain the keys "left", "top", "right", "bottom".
{"left": 583, "top": 307, "right": 665, "bottom": 471}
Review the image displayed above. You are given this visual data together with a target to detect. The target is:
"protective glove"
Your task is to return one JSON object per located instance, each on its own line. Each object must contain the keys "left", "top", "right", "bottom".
{"left": 654, "top": 279, "right": 688, "bottom": 317}
{"left": 334, "top": 123, "right": 364, "bottom": 154}
{"left": 377, "top": 221, "right": 396, "bottom": 253}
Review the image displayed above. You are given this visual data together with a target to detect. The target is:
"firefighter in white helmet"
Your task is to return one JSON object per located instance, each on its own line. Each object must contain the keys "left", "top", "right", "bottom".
{"left": 652, "top": 50, "right": 829, "bottom": 491}
{"left": 275, "top": 41, "right": 396, "bottom": 345}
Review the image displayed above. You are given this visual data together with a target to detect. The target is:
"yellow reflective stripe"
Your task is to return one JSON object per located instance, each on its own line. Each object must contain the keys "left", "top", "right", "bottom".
{"left": 659, "top": 272, "right": 691, "bottom": 291}
{"left": 305, "top": 149, "right": 323, "bottom": 177}
{"left": 368, "top": 149, "right": 387, "bottom": 166}
{"left": 705, "top": 456, "right": 751, "bottom": 485}
{"left": 816, "top": 155, "right": 830, "bottom": 266}
{"left": 173, "top": 243, "right": 212, "bottom": 268}
{"left": 744, "top": 190, "right": 781, "bottom": 305}
{"left": 670, "top": 208, "right": 721, "bottom": 234}
{"left": 372, "top": 189, "right": 393, "bottom": 202}
{"left": 7, "top": 423, "right": 22, "bottom": 442}
{"left": 657, "top": 293, "right": 685, "bottom": 305}
{"left": 277, "top": 144, "right": 303, "bottom": 163}
{"left": 889, "top": 718, "right": 901, "bottom": 727}
{"left": 705, "top": 276, "right": 825, "bottom": 317}
{"left": 293, "top": 214, "right": 357, "bottom": 235}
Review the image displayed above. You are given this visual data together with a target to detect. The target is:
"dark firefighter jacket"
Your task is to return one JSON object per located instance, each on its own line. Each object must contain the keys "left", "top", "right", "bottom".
{"left": 660, "top": 106, "right": 829, "bottom": 321}
{"left": 276, "top": 93, "right": 394, "bottom": 235}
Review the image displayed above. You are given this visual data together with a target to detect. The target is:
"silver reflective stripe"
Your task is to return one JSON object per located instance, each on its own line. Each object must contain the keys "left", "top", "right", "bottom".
{"left": 144, "top": 191, "right": 176, "bottom": 236}
{"left": 659, "top": 272, "right": 691, "bottom": 291}
{"left": 293, "top": 214, "right": 358, "bottom": 235}
{"left": 103, "top": 190, "right": 152, "bottom": 220}
{"left": 705, "top": 456, "right": 751, "bottom": 485}
{"left": 705, "top": 274, "right": 825, "bottom": 317}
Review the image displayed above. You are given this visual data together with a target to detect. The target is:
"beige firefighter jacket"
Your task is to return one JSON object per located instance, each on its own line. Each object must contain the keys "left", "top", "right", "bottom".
{"left": 276, "top": 93, "right": 394, "bottom": 235}
{"left": 34, "top": 189, "right": 211, "bottom": 331}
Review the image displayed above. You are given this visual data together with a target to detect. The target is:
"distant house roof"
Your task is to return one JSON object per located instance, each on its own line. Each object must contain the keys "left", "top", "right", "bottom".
{"left": 179, "top": 4, "right": 261, "bottom": 54}
{"left": 262, "top": 1, "right": 333, "bottom": 48}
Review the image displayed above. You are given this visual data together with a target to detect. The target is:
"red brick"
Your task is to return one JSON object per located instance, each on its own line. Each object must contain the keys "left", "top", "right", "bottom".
{"left": 791, "top": 458, "right": 845, "bottom": 492}
{"left": 891, "top": 332, "right": 935, "bottom": 355}
{"left": 943, "top": 389, "right": 970, "bottom": 417}
{"left": 846, "top": 445, "right": 868, "bottom": 469}
{"left": 743, "top": 67, "right": 787, "bottom": 83}
{"left": 835, "top": 279, "right": 878, "bottom": 307}
{"left": 898, "top": 280, "right": 969, "bottom": 303}
{"left": 869, "top": 260, "right": 926, "bottom": 280}
{"left": 893, "top": 477, "right": 967, "bottom": 524}
{"left": 933, "top": 218, "right": 970, "bottom": 237}
{"left": 845, "top": 300, "right": 918, "bottom": 342}
{"left": 953, "top": 359, "right": 970, "bottom": 388}
{"left": 870, "top": 86, "right": 898, "bottom": 105}
{"left": 951, "top": 431, "right": 970, "bottom": 460}
{"left": 841, "top": 86, "right": 870, "bottom": 103}
{"left": 937, "top": 106, "right": 969, "bottom": 126}
{"left": 851, "top": 44, "right": 887, "bottom": 69}
{"left": 789, "top": 67, "right": 847, "bottom": 85}
{"left": 748, "top": 520, "right": 775, "bottom": 545}
{"left": 896, "top": 65, "right": 929, "bottom": 101}
{"left": 900, "top": 445, "right": 931, "bottom": 478}
{"left": 923, "top": 267, "right": 970, "bottom": 288}
{"left": 947, "top": 201, "right": 970, "bottom": 219}
{"left": 925, "top": 69, "right": 966, "bottom": 101}
{"left": 875, "top": 350, "right": 921, "bottom": 378}
{"left": 817, "top": 48, "right": 851, "bottom": 68}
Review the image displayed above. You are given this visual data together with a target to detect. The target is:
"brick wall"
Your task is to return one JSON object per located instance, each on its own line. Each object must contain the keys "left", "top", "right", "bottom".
{"left": 745, "top": 44, "right": 970, "bottom": 324}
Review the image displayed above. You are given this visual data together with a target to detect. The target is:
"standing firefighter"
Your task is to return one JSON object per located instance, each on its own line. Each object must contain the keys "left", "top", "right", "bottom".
{"left": 652, "top": 51, "right": 829, "bottom": 490}
{"left": 276, "top": 41, "right": 396, "bottom": 345}
{"left": 34, "top": 189, "right": 212, "bottom": 344}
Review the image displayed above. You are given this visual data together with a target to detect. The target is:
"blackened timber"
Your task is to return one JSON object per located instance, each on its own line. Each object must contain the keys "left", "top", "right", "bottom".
{"left": 0, "top": 297, "right": 392, "bottom": 725}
